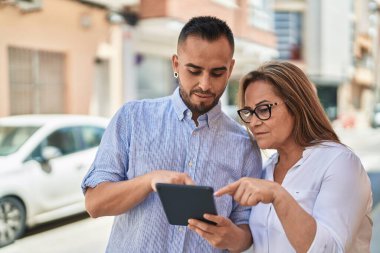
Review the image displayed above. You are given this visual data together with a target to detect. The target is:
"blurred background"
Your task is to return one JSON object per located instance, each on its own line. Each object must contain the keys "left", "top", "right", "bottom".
{"left": 0, "top": 0, "right": 379, "bottom": 252}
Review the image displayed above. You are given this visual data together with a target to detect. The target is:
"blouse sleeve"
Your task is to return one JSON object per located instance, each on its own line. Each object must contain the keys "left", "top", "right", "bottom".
{"left": 307, "top": 150, "right": 372, "bottom": 253}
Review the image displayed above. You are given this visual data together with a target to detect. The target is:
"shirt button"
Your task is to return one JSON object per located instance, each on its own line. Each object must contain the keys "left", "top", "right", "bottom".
{"left": 188, "top": 161, "right": 192, "bottom": 167}
{"left": 192, "top": 131, "right": 196, "bottom": 136}
{"left": 178, "top": 227, "right": 183, "bottom": 232}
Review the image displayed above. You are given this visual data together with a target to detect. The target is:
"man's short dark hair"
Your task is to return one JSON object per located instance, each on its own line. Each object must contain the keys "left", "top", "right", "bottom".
{"left": 178, "top": 16, "right": 234, "bottom": 55}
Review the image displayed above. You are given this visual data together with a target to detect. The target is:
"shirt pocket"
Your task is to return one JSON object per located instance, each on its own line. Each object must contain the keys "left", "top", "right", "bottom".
{"left": 288, "top": 189, "right": 319, "bottom": 214}
{"left": 270, "top": 190, "right": 319, "bottom": 233}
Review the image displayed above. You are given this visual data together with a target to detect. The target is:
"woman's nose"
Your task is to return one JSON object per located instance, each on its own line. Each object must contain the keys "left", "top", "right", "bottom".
{"left": 249, "top": 114, "right": 262, "bottom": 127}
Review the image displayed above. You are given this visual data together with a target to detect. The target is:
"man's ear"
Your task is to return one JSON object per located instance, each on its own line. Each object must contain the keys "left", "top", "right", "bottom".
{"left": 171, "top": 54, "right": 179, "bottom": 72}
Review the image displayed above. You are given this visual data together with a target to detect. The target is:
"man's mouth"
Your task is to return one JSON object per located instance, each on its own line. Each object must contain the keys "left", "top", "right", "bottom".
{"left": 194, "top": 93, "right": 213, "bottom": 98}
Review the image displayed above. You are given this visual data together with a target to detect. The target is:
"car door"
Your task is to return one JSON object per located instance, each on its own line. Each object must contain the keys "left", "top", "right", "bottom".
{"left": 27, "top": 126, "right": 87, "bottom": 210}
{"left": 69, "top": 126, "right": 105, "bottom": 203}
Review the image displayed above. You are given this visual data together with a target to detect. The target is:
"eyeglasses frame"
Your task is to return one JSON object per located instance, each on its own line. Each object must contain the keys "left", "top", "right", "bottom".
{"left": 237, "top": 102, "right": 282, "bottom": 123}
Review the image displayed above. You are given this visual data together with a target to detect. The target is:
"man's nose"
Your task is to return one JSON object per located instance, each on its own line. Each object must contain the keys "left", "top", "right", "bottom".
{"left": 198, "top": 74, "right": 211, "bottom": 91}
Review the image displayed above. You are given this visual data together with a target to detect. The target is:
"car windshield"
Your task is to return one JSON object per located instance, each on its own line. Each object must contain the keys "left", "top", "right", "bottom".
{"left": 0, "top": 126, "right": 40, "bottom": 156}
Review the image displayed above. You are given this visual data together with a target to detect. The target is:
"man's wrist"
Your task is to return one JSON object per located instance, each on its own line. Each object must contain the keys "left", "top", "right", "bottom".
{"left": 140, "top": 172, "right": 155, "bottom": 192}
{"left": 227, "top": 224, "right": 252, "bottom": 252}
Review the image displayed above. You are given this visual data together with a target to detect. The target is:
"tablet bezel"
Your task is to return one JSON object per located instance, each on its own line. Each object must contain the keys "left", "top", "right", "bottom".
{"left": 156, "top": 183, "right": 218, "bottom": 226}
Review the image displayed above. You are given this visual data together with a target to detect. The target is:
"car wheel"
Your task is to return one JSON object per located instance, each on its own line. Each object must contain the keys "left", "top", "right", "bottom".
{"left": 0, "top": 197, "right": 26, "bottom": 248}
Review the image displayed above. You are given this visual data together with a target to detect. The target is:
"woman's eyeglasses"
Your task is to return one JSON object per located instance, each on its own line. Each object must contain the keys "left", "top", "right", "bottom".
{"left": 237, "top": 102, "right": 281, "bottom": 123}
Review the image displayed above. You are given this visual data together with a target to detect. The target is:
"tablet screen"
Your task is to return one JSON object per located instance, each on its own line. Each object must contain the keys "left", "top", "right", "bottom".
{"left": 156, "top": 183, "right": 218, "bottom": 226}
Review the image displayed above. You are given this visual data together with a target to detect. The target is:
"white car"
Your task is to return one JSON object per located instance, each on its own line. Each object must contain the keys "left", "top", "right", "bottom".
{"left": 0, "top": 115, "right": 109, "bottom": 247}
{"left": 371, "top": 103, "right": 380, "bottom": 128}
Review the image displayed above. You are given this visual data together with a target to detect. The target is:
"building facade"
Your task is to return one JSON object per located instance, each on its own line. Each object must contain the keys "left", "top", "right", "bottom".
{"left": 273, "top": 0, "right": 353, "bottom": 122}
{"left": 0, "top": 0, "right": 112, "bottom": 117}
{"left": 273, "top": 0, "right": 380, "bottom": 127}
{"left": 0, "top": 0, "right": 278, "bottom": 118}
{"left": 102, "top": 0, "right": 278, "bottom": 117}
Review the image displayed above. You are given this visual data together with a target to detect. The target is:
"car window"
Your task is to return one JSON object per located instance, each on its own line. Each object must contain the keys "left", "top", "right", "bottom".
{"left": 47, "top": 127, "right": 80, "bottom": 155}
{"left": 0, "top": 126, "right": 40, "bottom": 156}
{"left": 80, "top": 126, "right": 105, "bottom": 149}
{"left": 29, "top": 127, "right": 81, "bottom": 161}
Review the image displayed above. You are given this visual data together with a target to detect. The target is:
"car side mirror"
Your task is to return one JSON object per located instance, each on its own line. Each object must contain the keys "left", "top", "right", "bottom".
{"left": 41, "top": 146, "right": 62, "bottom": 161}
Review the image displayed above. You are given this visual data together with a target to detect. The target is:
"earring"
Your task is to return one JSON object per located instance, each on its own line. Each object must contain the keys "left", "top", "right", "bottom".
{"left": 174, "top": 72, "right": 179, "bottom": 78}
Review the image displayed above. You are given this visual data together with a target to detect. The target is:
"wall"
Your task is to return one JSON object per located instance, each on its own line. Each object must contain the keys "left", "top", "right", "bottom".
{"left": 139, "top": 0, "right": 277, "bottom": 48}
{"left": 0, "top": 0, "right": 110, "bottom": 116}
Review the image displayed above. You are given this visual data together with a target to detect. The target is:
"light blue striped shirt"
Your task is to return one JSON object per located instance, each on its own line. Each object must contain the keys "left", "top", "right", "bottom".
{"left": 82, "top": 88, "right": 262, "bottom": 253}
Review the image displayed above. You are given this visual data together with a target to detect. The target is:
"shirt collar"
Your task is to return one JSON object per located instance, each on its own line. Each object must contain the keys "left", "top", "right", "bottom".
{"left": 172, "top": 87, "right": 188, "bottom": 121}
{"left": 264, "top": 142, "right": 338, "bottom": 181}
{"left": 266, "top": 145, "right": 316, "bottom": 171}
{"left": 171, "top": 87, "right": 222, "bottom": 128}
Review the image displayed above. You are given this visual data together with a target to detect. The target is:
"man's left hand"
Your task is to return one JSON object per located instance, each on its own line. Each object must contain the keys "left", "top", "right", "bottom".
{"left": 187, "top": 214, "right": 251, "bottom": 252}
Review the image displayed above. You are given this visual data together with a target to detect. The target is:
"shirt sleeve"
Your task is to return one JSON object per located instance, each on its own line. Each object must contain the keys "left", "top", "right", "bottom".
{"left": 81, "top": 104, "right": 132, "bottom": 194}
{"left": 229, "top": 139, "right": 263, "bottom": 225}
{"left": 307, "top": 150, "right": 372, "bottom": 253}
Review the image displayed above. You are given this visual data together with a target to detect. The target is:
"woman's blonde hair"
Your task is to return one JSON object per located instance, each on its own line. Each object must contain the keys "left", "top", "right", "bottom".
{"left": 238, "top": 61, "right": 340, "bottom": 147}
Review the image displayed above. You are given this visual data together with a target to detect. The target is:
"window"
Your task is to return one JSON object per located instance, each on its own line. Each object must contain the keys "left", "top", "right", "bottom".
{"left": 30, "top": 127, "right": 80, "bottom": 161}
{"left": 0, "top": 126, "right": 39, "bottom": 156}
{"left": 136, "top": 54, "right": 177, "bottom": 99}
{"left": 211, "top": 0, "right": 238, "bottom": 8}
{"left": 8, "top": 47, "right": 65, "bottom": 115}
{"left": 80, "top": 126, "right": 105, "bottom": 149}
{"left": 248, "top": 0, "right": 274, "bottom": 31}
{"left": 274, "top": 12, "right": 303, "bottom": 60}
{"left": 17, "top": 0, "right": 42, "bottom": 12}
{"left": 45, "top": 128, "right": 79, "bottom": 156}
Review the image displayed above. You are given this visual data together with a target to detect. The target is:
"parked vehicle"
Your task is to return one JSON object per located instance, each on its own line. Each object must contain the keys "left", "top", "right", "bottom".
{"left": 0, "top": 115, "right": 109, "bottom": 247}
{"left": 371, "top": 103, "right": 380, "bottom": 128}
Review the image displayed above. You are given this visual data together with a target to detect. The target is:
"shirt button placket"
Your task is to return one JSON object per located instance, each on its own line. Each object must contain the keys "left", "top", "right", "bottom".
{"left": 187, "top": 129, "right": 199, "bottom": 179}
{"left": 171, "top": 226, "right": 186, "bottom": 253}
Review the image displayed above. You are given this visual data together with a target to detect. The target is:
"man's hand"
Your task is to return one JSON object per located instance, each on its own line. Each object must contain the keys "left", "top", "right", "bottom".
{"left": 148, "top": 170, "right": 195, "bottom": 192}
{"left": 188, "top": 214, "right": 252, "bottom": 252}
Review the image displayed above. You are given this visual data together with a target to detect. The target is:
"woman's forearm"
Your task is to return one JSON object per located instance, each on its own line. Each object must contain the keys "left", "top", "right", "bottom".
{"left": 273, "top": 186, "right": 317, "bottom": 253}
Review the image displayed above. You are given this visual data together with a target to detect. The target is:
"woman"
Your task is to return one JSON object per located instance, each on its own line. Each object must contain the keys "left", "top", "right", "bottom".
{"left": 188, "top": 61, "right": 372, "bottom": 253}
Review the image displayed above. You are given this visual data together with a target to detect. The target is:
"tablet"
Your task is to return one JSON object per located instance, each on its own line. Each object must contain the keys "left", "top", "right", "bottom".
{"left": 156, "top": 183, "right": 218, "bottom": 226}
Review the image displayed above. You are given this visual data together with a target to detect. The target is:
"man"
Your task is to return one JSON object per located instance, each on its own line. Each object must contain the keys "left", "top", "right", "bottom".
{"left": 82, "top": 16, "right": 262, "bottom": 253}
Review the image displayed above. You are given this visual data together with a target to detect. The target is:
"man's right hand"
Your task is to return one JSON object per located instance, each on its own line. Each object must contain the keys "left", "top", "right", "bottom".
{"left": 85, "top": 170, "right": 194, "bottom": 218}
{"left": 148, "top": 170, "right": 195, "bottom": 192}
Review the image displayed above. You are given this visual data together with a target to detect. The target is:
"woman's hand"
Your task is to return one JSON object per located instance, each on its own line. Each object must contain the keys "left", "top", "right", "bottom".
{"left": 188, "top": 214, "right": 252, "bottom": 252}
{"left": 214, "top": 177, "right": 281, "bottom": 206}
{"left": 216, "top": 178, "right": 318, "bottom": 253}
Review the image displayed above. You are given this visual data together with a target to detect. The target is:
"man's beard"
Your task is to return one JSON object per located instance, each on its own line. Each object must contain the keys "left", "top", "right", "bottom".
{"left": 178, "top": 82, "right": 224, "bottom": 116}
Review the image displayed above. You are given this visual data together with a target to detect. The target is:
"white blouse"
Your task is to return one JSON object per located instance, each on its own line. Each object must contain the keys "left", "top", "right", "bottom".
{"left": 249, "top": 142, "right": 372, "bottom": 253}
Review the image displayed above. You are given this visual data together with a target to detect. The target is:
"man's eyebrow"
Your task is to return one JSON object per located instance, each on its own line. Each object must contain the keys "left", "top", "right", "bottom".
{"left": 185, "top": 63, "right": 203, "bottom": 69}
{"left": 184, "top": 64, "right": 227, "bottom": 72}
{"left": 211, "top": 66, "right": 227, "bottom": 71}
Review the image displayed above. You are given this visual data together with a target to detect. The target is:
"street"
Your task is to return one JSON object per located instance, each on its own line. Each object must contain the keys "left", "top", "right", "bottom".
{"left": 0, "top": 128, "right": 379, "bottom": 253}
{"left": 336, "top": 127, "right": 380, "bottom": 173}
{"left": 0, "top": 214, "right": 113, "bottom": 253}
